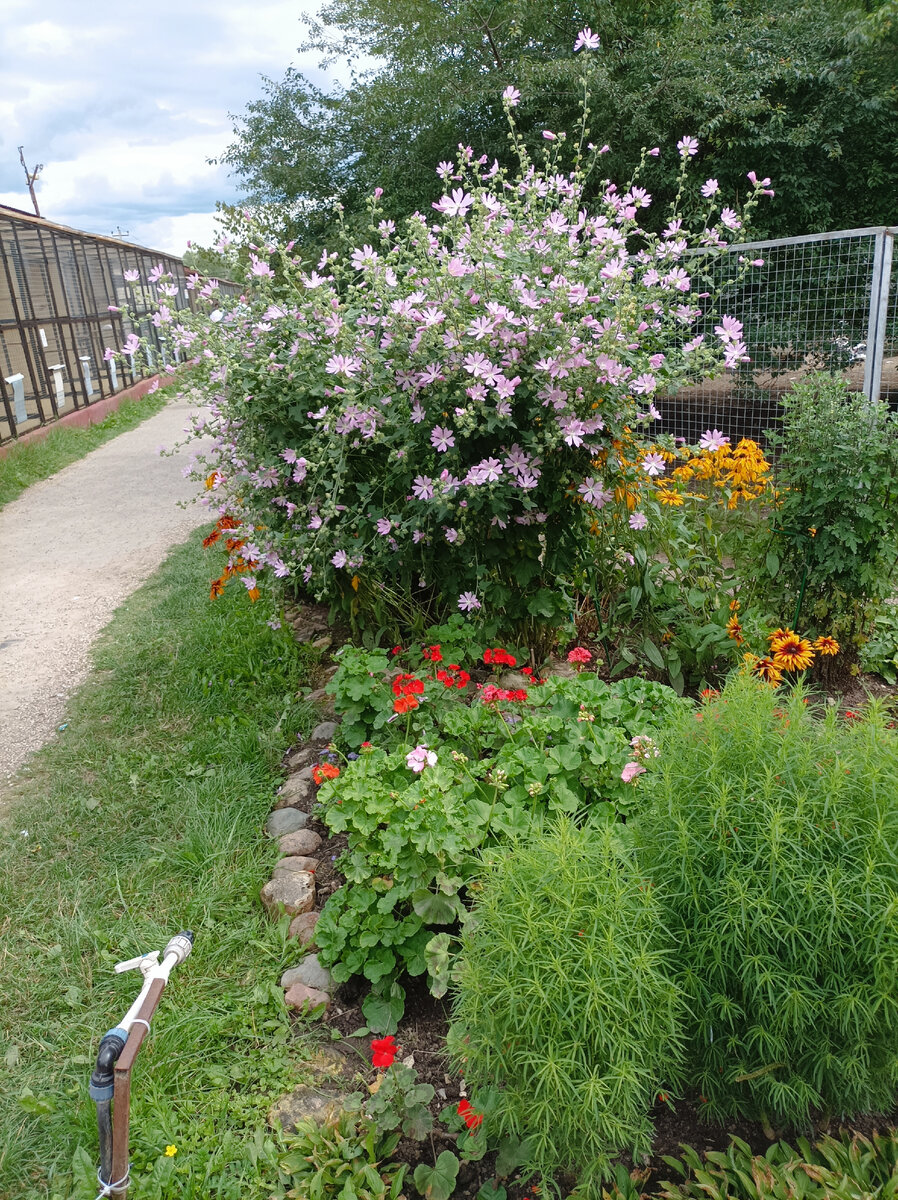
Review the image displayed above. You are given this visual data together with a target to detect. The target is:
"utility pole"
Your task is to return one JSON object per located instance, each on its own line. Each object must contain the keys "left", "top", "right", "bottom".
{"left": 17, "top": 146, "right": 43, "bottom": 218}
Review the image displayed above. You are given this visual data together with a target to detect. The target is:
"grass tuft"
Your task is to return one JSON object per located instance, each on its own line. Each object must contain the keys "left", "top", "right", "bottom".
{"left": 0, "top": 533, "right": 322, "bottom": 1199}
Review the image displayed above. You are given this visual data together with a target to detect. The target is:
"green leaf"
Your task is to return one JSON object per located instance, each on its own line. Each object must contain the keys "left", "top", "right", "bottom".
{"left": 18, "top": 1087, "right": 56, "bottom": 1116}
{"left": 495, "top": 1136, "right": 532, "bottom": 1177}
{"left": 642, "top": 638, "right": 666, "bottom": 670}
{"left": 476, "top": 1182, "right": 507, "bottom": 1200}
{"left": 362, "top": 981, "right": 405, "bottom": 1033}
{"left": 425, "top": 932, "right": 452, "bottom": 998}
{"left": 412, "top": 890, "right": 462, "bottom": 924}
{"left": 413, "top": 1151, "right": 459, "bottom": 1200}
{"left": 766, "top": 551, "right": 780, "bottom": 577}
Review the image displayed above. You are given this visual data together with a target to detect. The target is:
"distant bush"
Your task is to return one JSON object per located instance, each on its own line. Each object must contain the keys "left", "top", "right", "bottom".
{"left": 449, "top": 820, "right": 684, "bottom": 1197}
{"left": 639, "top": 674, "right": 898, "bottom": 1125}
{"left": 766, "top": 375, "right": 898, "bottom": 652}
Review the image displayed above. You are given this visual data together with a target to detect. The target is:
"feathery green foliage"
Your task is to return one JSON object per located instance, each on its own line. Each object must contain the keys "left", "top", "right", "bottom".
{"left": 449, "top": 820, "right": 684, "bottom": 1197}
{"left": 638, "top": 674, "right": 898, "bottom": 1126}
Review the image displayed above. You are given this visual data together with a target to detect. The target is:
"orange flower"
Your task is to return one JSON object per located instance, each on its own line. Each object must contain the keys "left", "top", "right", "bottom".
{"left": 202, "top": 527, "right": 222, "bottom": 548}
{"left": 209, "top": 576, "right": 226, "bottom": 600}
{"left": 393, "top": 694, "right": 420, "bottom": 714}
{"left": 726, "top": 615, "right": 744, "bottom": 645}
{"left": 813, "top": 635, "right": 840, "bottom": 657}
{"left": 753, "top": 656, "right": 784, "bottom": 686}
{"left": 767, "top": 627, "right": 794, "bottom": 651}
{"left": 772, "top": 634, "right": 815, "bottom": 673}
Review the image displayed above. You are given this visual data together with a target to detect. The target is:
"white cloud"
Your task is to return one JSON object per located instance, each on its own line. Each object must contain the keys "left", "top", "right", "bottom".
{"left": 0, "top": 0, "right": 336, "bottom": 256}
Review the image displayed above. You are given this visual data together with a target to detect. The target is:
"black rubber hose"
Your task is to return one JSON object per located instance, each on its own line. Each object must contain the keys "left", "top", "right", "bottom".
{"left": 95, "top": 1098, "right": 113, "bottom": 1184}
{"left": 89, "top": 1029, "right": 127, "bottom": 1186}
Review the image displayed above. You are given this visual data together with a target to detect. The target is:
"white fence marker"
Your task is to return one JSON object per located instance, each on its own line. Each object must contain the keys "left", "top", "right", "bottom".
{"left": 49, "top": 364, "right": 66, "bottom": 411}
{"left": 4, "top": 373, "right": 27, "bottom": 424}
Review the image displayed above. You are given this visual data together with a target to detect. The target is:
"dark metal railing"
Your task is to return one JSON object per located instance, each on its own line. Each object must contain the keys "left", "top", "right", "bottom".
{"left": 0, "top": 205, "right": 240, "bottom": 444}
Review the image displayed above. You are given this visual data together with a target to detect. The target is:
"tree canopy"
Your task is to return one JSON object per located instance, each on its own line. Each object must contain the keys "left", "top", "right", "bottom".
{"left": 218, "top": 0, "right": 898, "bottom": 249}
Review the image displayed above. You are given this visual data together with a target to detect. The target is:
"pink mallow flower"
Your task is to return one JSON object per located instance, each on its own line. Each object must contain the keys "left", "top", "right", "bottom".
{"left": 621, "top": 762, "right": 646, "bottom": 783}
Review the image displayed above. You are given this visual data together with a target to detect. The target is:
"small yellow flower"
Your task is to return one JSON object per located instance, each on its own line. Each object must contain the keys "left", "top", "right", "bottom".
{"left": 164, "top": 1145, "right": 178, "bottom": 1157}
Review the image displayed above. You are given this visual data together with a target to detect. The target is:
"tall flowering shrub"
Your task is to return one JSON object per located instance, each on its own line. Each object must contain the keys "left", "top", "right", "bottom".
{"left": 145, "top": 37, "right": 770, "bottom": 632}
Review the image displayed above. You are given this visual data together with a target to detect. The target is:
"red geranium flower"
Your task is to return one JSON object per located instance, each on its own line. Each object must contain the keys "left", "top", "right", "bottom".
{"left": 457, "top": 1098, "right": 483, "bottom": 1130}
{"left": 312, "top": 763, "right": 340, "bottom": 785}
{"left": 392, "top": 674, "right": 425, "bottom": 697}
{"left": 393, "top": 694, "right": 420, "bottom": 714}
{"left": 483, "top": 648, "right": 517, "bottom": 667}
{"left": 371, "top": 1035, "right": 398, "bottom": 1069}
{"left": 422, "top": 644, "right": 443, "bottom": 663}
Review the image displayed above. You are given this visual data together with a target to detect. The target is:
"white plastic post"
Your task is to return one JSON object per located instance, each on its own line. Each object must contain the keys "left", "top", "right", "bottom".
{"left": 4, "top": 373, "right": 27, "bottom": 424}
{"left": 49, "top": 364, "right": 66, "bottom": 411}
{"left": 108, "top": 358, "right": 118, "bottom": 391}
{"left": 78, "top": 355, "right": 94, "bottom": 397}
{"left": 39, "top": 327, "right": 48, "bottom": 348}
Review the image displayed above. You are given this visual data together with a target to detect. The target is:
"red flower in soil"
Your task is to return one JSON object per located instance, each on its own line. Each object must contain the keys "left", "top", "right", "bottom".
{"left": 312, "top": 763, "right": 340, "bottom": 785}
{"left": 391, "top": 646, "right": 403, "bottom": 656}
{"left": 371, "top": 1035, "right": 398, "bottom": 1068}
{"left": 457, "top": 1098, "right": 483, "bottom": 1130}
{"left": 700, "top": 688, "right": 720, "bottom": 700}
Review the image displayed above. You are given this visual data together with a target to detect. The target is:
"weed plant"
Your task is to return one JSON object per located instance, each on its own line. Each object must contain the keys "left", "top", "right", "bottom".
{"left": 657, "top": 1129, "right": 898, "bottom": 1200}
{"left": 638, "top": 674, "right": 898, "bottom": 1126}
{"left": 449, "top": 820, "right": 684, "bottom": 1198}
{"left": 0, "top": 533, "right": 318, "bottom": 1199}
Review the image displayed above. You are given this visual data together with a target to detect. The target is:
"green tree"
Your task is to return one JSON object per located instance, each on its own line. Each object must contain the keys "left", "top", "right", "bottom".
{"left": 220, "top": 0, "right": 898, "bottom": 248}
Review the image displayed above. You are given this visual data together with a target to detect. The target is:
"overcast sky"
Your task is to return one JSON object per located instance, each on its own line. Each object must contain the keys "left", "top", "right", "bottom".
{"left": 0, "top": 0, "right": 336, "bottom": 255}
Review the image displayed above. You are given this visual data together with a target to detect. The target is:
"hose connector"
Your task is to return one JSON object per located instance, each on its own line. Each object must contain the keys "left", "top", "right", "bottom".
{"left": 88, "top": 1027, "right": 128, "bottom": 1102}
{"left": 163, "top": 930, "right": 193, "bottom": 965}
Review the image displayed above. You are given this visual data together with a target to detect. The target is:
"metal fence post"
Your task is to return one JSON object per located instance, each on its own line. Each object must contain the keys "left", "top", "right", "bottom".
{"left": 863, "top": 230, "right": 894, "bottom": 402}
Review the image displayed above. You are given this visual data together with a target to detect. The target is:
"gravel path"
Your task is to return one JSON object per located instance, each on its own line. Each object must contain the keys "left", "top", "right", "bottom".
{"left": 0, "top": 396, "right": 209, "bottom": 790}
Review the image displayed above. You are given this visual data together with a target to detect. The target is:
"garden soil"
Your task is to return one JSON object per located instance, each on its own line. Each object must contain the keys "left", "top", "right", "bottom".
{"left": 0, "top": 395, "right": 209, "bottom": 799}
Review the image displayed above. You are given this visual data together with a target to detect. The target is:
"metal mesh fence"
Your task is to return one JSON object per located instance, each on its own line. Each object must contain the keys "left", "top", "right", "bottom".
{"left": 661, "top": 227, "right": 897, "bottom": 446}
{"left": 0, "top": 205, "right": 240, "bottom": 444}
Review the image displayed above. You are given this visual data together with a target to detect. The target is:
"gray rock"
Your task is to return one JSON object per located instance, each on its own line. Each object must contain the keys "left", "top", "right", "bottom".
{"left": 265, "top": 808, "right": 309, "bottom": 837}
{"left": 286, "top": 743, "right": 320, "bottom": 771}
{"left": 279, "top": 829, "right": 322, "bottom": 856}
{"left": 284, "top": 981, "right": 331, "bottom": 1015}
{"left": 311, "top": 634, "right": 332, "bottom": 651}
{"left": 288, "top": 910, "right": 320, "bottom": 945}
{"left": 274, "top": 855, "right": 320, "bottom": 875}
{"left": 304, "top": 687, "right": 337, "bottom": 718}
{"left": 269, "top": 1083, "right": 342, "bottom": 1131}
{"left": 278, "top": 767, "right": 314, "bottom": 808}
{"left": 260, "top": 872, "right": 315, "bottom": 917}
{"left": 280, "top": 952, "right": 333, "bottom": 993}
{"left": 498, "top": 671, "right": 533, "bottom": 690}
{"left": 311, "top": 720, "right": 339, "bottom": 743}
{"left": 544, "top": 658, "right": 578, "bottom": 680}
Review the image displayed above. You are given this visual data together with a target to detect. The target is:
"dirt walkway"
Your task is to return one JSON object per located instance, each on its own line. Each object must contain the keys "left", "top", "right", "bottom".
{"left": 0, "top": 395, "right": 210, "bottom": 789}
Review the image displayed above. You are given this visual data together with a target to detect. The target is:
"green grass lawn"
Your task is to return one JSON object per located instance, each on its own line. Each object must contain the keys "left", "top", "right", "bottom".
{"left": 0, "top": 533, "right": 323, "bottom": 1199}
{"left": 0, "top": 385, "right": 174, "bottom": 510}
